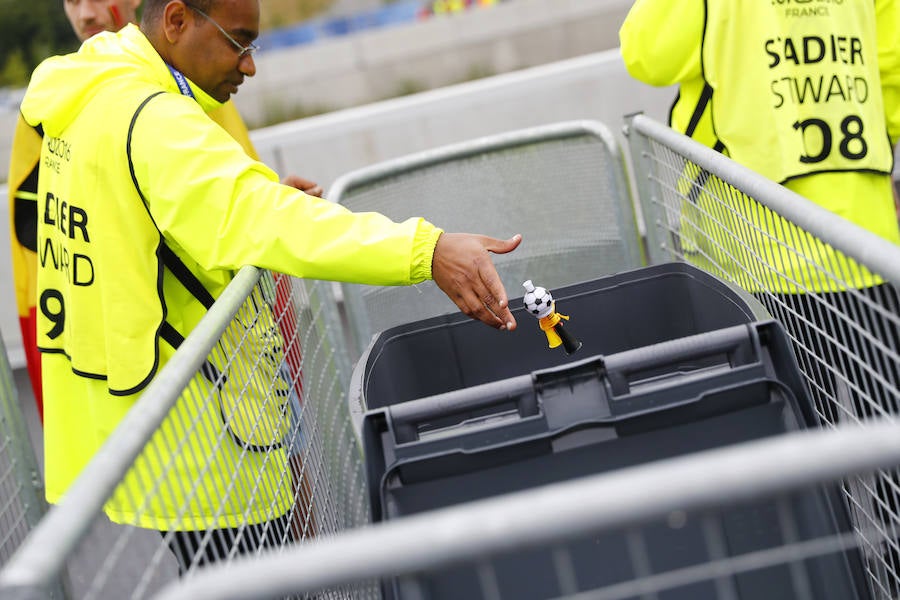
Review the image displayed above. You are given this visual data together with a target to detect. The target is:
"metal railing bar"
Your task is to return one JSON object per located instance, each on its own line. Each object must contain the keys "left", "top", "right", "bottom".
{"left": 154, "top": 420, "right": 900, "bottom": 600}
{"left": 629, "top": 114, "right": 900, "bottom": 284}
{"left": 0, "top": 266, "right": 262, "bottom": 593}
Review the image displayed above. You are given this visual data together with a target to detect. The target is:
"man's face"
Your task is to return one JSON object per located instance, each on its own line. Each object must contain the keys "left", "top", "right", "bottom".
{"left": 172, "top": 0, "right": 259, "bottom": 103}
{"left": 64, "top": 0, "right": 140, "bottom": 41}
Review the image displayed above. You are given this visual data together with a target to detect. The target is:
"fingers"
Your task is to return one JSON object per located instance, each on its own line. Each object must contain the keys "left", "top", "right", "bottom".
{"left": 472, "top": 233, "right": 521, "bottom": 330}
{"left": 431, "top": 232, "right": 521, "bottom": 331}
{"left": 483, "top": 233, "right": 523, "bottom": 256}
{"left": 302, "top": 183, "right": 324, "bottom": 198}
{"left": 476, "top": 255, "right": 517, "bottom": 331}
{"left": 449, "top": 280, "right": 512, "bottom": 331}
{"left": 452, "top": 270, "right": 510, "bottom": 330}
{"left": 281, "top": 175, "right": 324, "bottom": 198}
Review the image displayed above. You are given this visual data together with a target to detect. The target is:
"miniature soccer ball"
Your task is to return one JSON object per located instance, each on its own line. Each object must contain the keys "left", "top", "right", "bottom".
{"left": 522, "top": 280, "right": 554, "bottom": 318}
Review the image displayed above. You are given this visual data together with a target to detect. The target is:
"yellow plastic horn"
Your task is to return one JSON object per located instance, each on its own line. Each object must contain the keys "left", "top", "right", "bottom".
{"left": 538, "top": 310, "right": 570, "bottom": 349}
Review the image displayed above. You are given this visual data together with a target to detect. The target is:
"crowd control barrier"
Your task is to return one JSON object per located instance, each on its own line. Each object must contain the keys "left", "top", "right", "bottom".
{"left": 1, "top": 115, "right": 898, "bottom": 599}
{"left": 625, "top": 112, "right": 900, "bottom": 598}
{"left": 328, "top": 120, "right": 644, "bottom": 358}
{"left": 0, "top": 337, "right": 63, "bottom": 597}
{"left": 153, "top": 419, "right": 900, "bottom": 600}
{"left": 0, "top": 272, "right": 367, "bottom": 599}
{"left": 149, "top": 115, "right": 900, "bottom": 600}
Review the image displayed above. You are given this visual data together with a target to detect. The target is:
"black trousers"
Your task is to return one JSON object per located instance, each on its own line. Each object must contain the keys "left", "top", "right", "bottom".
{"left": 161, "top": 514, "right": 291, "bottom": 574}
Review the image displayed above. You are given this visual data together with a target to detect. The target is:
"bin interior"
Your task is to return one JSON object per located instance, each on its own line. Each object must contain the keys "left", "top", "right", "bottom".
{"left": 360, "top": 263, "right": 767, "bottom": 411}
{"left": 355, "top": 263, "right": 867, "bottom": 600}
{"left": 384, "top": 394, "right": 864, "bottom": 600}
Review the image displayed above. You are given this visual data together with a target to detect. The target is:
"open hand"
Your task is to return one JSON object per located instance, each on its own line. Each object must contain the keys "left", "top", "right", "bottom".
{"left": 431, "top": 232, "right": 523, "bottom": 331}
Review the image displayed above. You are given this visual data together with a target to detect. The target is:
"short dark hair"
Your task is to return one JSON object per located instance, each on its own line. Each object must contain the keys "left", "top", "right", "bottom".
{"left": 141, "top": 0, "right": 216, "bottom": 27}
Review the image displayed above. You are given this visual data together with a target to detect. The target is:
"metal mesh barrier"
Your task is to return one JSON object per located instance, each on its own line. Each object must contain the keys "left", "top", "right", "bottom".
{"left": 625, "top": 113, "right": 900, "bottom": 598}
{"left": 0, "top": 338, "right": 52, "bottom": 575}
{"left": 144, "top": 115, "right": 899, "bottom": 600}
{"left": 328, "top": 120, "right": 644, "bottom": 358}
{"left": 0, "top": 270, "right": 371, "bottom": 599}
{"left": 145, "top": 420, "right": 900, "bottom": 600}
{"left": 4, "top": 114, "right": 899, "bottom": 600}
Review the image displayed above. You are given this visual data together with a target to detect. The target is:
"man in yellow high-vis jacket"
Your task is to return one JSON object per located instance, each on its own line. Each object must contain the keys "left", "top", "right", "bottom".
{"left": 8, "top": 0, "right": 321, "bottom": 423}
{"left": 21, "top": 0, "right": 521, "bottom": 571}
{"left": 10, "top": 0, "right": 323, "bottom": 550}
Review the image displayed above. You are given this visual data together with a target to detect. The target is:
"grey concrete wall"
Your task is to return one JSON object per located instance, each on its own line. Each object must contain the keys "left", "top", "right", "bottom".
{"left": 249, "top": 49, "right": 674, "bottom": 191}
{"left": 235, "top": 0, "right": 637, "bottom": 128}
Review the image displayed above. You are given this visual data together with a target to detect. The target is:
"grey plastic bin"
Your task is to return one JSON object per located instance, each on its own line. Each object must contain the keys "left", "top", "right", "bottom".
{"left": 349, "top": 262, "right": 770, "bottom": 416}
{"left": 351, "top": 263, "right": 869, "bottom": 600}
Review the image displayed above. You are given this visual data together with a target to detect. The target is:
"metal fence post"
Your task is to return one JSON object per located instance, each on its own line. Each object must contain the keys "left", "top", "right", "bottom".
{"left": 0, "top": 337, "right": 67, "bottom": 599}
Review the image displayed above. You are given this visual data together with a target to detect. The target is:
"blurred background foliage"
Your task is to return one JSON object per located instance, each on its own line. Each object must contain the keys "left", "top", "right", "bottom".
{"left": 0, "top": 0, "right": 79, "bottom": 86}
{"left": 261, "top": 0, "right": 335, "bottom": 29}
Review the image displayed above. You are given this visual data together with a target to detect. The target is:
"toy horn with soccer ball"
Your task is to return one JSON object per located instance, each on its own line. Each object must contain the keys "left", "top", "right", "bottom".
{"left": 522, "top": 280, "right": 582, "bottom": 355}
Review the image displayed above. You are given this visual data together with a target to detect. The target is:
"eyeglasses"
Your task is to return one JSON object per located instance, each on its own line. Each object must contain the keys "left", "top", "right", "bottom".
{"left": 184, "top": 3, "right": 259, "bottom": 59}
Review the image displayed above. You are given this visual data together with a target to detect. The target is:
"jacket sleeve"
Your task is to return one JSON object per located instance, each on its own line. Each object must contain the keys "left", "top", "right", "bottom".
{"left": 8, "top": 114, "right": 42, "bottom": 316}
{"left": 8, "top": 114, "right": 41, "bottom": 253}
{"left": 129, "top": 93, "right": 442, "bottom": 286}
{"left": 619, "top": 0, "right": 705, "bottom": 87}
{"left": 877, "top": 0, "right": 900, "bottom": 146}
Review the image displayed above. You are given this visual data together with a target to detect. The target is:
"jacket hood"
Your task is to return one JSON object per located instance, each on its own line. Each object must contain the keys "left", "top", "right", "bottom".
{"left": 21, "top": 24, "right": 219, "bottom": 137}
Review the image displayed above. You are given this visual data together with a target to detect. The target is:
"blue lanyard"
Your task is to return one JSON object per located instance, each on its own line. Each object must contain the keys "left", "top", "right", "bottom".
{"left": 166, "top": 64, "right": 195, "bottom": 99}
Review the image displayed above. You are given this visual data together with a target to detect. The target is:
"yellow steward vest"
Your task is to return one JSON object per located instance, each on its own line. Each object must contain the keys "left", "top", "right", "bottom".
{"left": 622, "top": 0, "right": 899, "bottom": 294}
{"left": 703, "top": 0, "right": 891, "bottom": 183}
{"left": 24, "top": 28, "right": 291, "bottom": 530}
